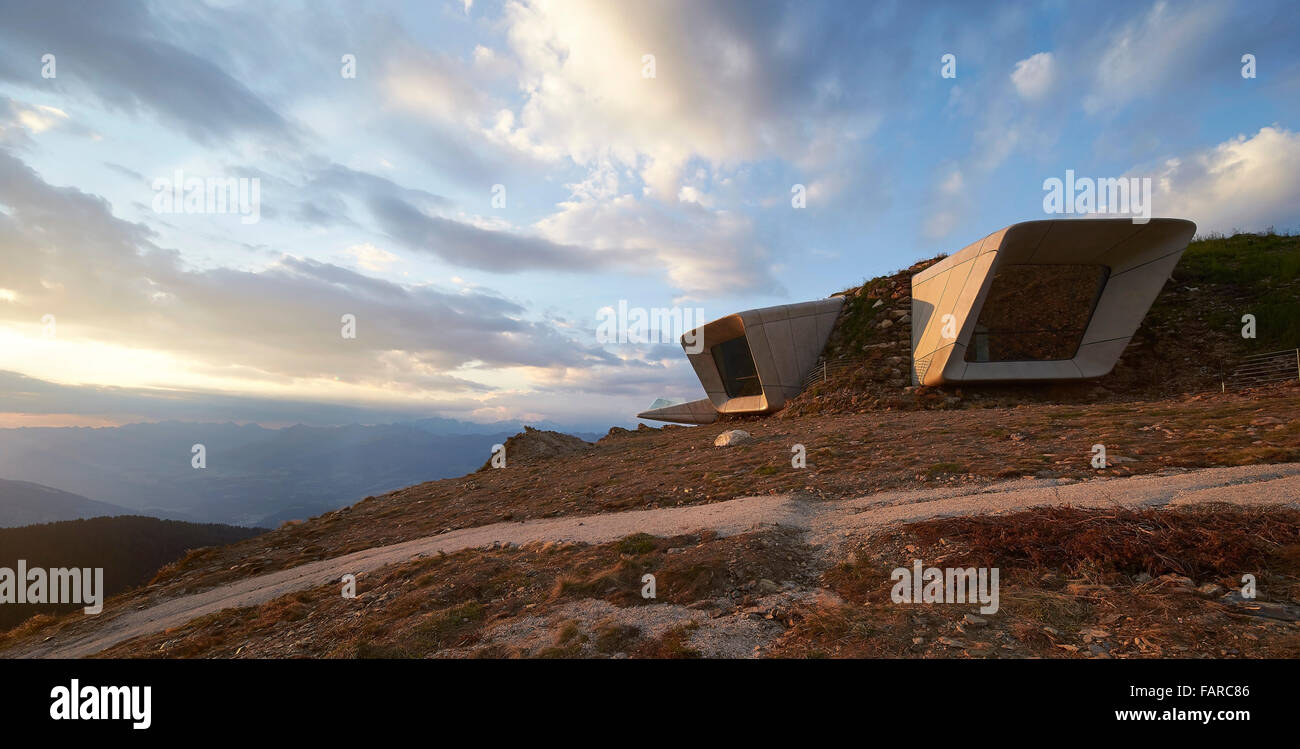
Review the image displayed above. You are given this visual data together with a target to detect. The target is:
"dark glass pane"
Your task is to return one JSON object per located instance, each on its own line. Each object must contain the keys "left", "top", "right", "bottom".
{"left": 965, "top": 264, "right": 1109, "bottom": 362}
{"left": 711, "top": 335, "right": 763, "bottom": 397}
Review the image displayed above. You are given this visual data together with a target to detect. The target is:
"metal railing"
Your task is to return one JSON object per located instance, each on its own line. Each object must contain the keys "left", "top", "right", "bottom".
{"left": 1228, "top": 348, "right": 1300, "bottom": 388}
{"left": 912, "top": 354, "right": 932, "bottom": 385}
{"left": 800, "top": 357, "right": 866, "bottom": 388}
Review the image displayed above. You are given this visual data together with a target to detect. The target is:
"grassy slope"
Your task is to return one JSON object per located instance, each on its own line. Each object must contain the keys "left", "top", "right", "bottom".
{"left": 803, "top": 230, "right": 1300, "bottom": 370}
{"left": 78, "top": 505, "right": 1300, "bottom": 659}
{"left": 782, "top": 231, "right": 1300, "bottom": 416}
{"left": 4, "top": 384, "right": 1297, "bottom": 653}
{"left": 1174, "top": 231, "right": 1300, "bottom": 351}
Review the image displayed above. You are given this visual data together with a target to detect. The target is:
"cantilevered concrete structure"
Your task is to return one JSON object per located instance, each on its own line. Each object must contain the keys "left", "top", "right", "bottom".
{"left": 910, "top": 218, "right": 1195, "bottom": 386}
{"left": 637, "top": 298, "right": 843, "bottom": 424}
{"left": 639, "top": 218, "right": 1195, "bottom": 424}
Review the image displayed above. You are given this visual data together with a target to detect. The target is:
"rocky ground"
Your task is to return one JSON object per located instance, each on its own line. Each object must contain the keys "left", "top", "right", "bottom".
{"left": 476, "top": 425, "right": 590, "bottom": 470}
{"left": 2, "top": 392, "right": 1297, "bottom": 658}
{"left": 10, "top": 382, "right": 1289, "bottom": 622}
{"left": 55, "top": 501, "right": 1300, "bottom": 659}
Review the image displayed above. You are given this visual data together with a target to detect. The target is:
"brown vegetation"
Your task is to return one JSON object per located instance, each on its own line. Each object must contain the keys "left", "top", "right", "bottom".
{"left": 40, "top": 383, "right": 1298, "bottom": 629}
{"left": 773, "top": 504, "right": 1300, "bottom": 659}
{"left": 85, "top": 504, "right": 1300, "bottom": 659}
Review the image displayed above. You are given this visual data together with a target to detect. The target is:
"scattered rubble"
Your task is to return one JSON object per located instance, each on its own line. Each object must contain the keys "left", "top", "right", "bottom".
{"left": 478, "top": 426, "right": 591, "bottom": 470}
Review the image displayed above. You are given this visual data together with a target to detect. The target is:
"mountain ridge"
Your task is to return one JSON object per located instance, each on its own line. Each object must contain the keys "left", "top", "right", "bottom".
{"left": 0, "top": 479, "right": 133, "bottom": 528}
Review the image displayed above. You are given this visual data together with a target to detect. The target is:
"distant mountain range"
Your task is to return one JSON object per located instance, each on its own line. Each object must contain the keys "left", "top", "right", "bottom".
{"left": 0, "top": 418, "right": 604, "bottom": 527}
{"left": 0, "top": 479, "right": 133, "bottom": 528}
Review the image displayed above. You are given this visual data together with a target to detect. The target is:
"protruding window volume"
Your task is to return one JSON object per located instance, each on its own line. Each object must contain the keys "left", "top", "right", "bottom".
{"left": 638, "top": 218, "right": 1196, "bottom": 424}
{"left": 912, "top": 218, "right": 1195, "bottom": 385}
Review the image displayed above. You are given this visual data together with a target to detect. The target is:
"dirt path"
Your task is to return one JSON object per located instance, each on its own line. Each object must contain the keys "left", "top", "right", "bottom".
{"left": 7, "top": 462, "right": 1299, "bottom": 659}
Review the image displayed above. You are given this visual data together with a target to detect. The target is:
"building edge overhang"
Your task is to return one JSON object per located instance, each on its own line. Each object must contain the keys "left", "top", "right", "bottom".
{"left": 636, "top": 397, "right": 718, "bottom": 425}
{"left": 637, "top": 216, "right": 1197, "bottom": 421}
{"left": 910, "top": 217, "right": 1197, "bottom": 386}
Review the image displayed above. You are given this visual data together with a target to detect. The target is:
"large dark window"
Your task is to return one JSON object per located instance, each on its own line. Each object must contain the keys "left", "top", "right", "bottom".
{"left": 711, "top": 335, "right": 763, "bottom": 397}
{"left": 965, "top": 264, "right": 1109, "bottom": 362}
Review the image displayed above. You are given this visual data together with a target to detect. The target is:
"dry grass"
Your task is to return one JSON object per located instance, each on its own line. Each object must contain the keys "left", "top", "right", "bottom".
{"left": 773, "top": 504, "right": 1300, "bottom": 659}
{"left": 10, "top": 388, "right": 1297, "bottom": 654}
{"left": 92, "top": 528, "right": 813, "bottom": 659}
{"left": 136, "top": 386, "right": 1299, "bottom": 607}
{"left": 634, "top": 623, "right": 702, "bottom": 659}
{"left": 905, "top": 504, "right": 1300, "bottom": 581}
{"left": 70, "top": 504, "right": 1300, "bottom": 660}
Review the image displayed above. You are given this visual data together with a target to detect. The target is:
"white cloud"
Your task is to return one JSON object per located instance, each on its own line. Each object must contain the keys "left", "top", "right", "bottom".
{"left": 381, "top": 46, "right": 489, "bottom": 128}
{"left": 1148, "top": 126, "right": 1300, "bottom": 234}
{"left": 921, "top": 167, "right": 970, "bottom": 239}
{"left": 1010, "top": 52, "right": 1056, "bottom": 100}
{"left": 16, "top": 104, "right": 69, "bottom": 133}
{"left": 345, "top": 242, "right": 399, "bottom": 271}
{"left": 806, "top": 173, "right": 851, "bottom": 203}
{"left": 535, "top": 194, "right": 782, "bottom": 301}
{"left": 1084, "top": 0, "right": 1224, "bottom": 113}
{"left": 922, "top": 209, "right": 962, "bottom": 240}
{"left": 471, "top": 44, "right": 516, "bottom": 78}
{"left": 938, "top": 169, "right": 964, "bottom": 195}
{"left": 0, "top": 150, "right": 621, "bottom": 398}
{"left": 0, "top": 98, "right": 71, "bottom": 145}
{"left": 676, "top": 185, "right": 712, "bottom": 207}
{"left": 491, "top": 0, "right": 876, "bottom": 199}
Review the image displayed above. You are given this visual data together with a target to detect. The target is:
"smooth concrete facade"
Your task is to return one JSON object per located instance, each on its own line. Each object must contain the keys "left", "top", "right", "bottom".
{"left": 910, "top": 218, "right": 1196, "bottom": 386}
{"left": 638, "top": 218, "right": 1195, "bottom": 423}
{"left": 636, "top": 398, "right": 718, "bottom": 424}
{"left": 637, "top": 298, "right": 843, "bottom": 423}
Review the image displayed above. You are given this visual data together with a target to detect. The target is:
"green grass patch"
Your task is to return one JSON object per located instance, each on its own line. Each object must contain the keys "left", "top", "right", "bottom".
{"left": 1178, "top": 231, "right": 1300, "bottom": 349}
{"left": 616, "top": 533, "right": 658, "bottom": 555}
{"left": 926, "top": 462, "right": 969, "bottom": 477}
{"left": 408, "top": 601, "right": 484, "bottom": 650}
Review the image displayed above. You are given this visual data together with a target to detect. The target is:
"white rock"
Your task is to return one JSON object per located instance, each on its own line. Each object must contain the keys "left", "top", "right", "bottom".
{"left": 714, "top": 429, "right": 753, "bottom": 447}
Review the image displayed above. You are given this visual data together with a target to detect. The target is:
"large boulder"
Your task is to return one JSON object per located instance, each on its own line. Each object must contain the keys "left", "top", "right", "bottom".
{"left": 713, "top": 429, "right": 753, "bottom": 447}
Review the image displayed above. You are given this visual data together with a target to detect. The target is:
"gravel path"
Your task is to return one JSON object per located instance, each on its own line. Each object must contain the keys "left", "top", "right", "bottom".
{"left": 7, "top": 462, "right": 1299, "bottom": 659}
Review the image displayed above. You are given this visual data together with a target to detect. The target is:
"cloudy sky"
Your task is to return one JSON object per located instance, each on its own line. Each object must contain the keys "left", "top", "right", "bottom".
{"left": 0, "top": 0, "right": 1297, "bottom": 429}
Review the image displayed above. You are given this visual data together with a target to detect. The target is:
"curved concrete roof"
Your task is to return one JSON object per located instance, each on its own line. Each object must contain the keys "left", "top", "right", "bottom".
{"left": 638, "top": 298, "right": 843, "bottom": 423}
{"left": 688, "top": 297, "right": 844, "bottom": 415}
{"left": 638, "top": 217, "right": 1195, "bottom": 423}
{"left": 910, "top": 218, "right": 1196, "bottom": 385}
